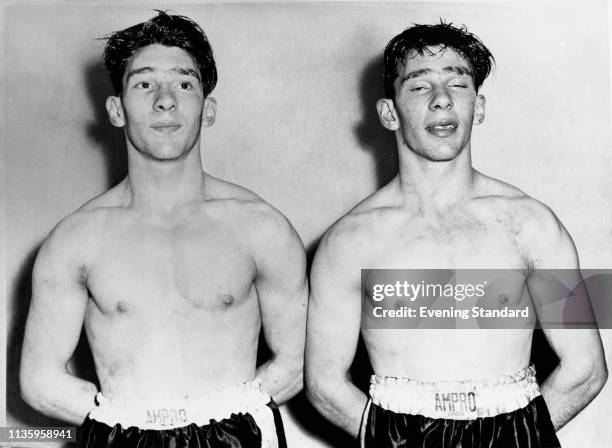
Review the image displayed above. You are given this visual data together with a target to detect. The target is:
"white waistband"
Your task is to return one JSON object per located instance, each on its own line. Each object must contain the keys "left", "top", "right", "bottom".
{"left": 370, "top": 365, "right": 540, "bottom": 420}
{"left": 88, "top": 381, "right": 278, "bottom": 447}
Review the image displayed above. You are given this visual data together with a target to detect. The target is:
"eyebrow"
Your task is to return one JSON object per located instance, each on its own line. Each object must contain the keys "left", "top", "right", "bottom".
{"left": 125, "top": 66, "right": 201, "bottom": 83}
{"left": 400, "top": 65, "right": 473, "bottom": 82}
{"left": 170, "top": 67, "right": 201, "bottom": 80}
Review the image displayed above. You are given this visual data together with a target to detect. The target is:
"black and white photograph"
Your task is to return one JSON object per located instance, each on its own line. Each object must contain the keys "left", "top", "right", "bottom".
{"left": 2, "top": 1, "right": 611, "bottom": 447}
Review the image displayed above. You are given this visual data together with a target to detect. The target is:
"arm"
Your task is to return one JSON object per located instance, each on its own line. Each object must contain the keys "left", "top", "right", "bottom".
{"left": 305, "top": 227, "right": 368, "bottom": 438}
{"left": 525, "top": 204, "right": 607, "bottom": 430}
{"left": 252, "top": 207, "right": 309, "bottom": 405}
{"left": 20, "top": 216, "right": 98, "bottom": 425}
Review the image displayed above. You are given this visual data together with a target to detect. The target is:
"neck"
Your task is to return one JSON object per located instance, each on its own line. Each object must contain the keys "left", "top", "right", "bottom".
{"left": 396, "top": 141, "right": 475, "bottom": 212}
{"left": 125, "top": 144, "right": 206, "bottom": 213}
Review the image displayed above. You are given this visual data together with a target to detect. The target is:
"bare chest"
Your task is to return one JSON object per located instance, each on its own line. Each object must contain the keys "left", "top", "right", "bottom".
{"left": 361, "top": 213, "right": 533, "bottom": 328}
{"left": 86, "top": 223, "right": 256, "bottom": 316}
{"left": 368, "top": 213, "right": 526, "bottom": 270}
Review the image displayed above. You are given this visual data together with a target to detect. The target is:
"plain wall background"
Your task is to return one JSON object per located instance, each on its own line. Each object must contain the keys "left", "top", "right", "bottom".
{"left": 3, "top": 1, "right": 612, "bottom": 447}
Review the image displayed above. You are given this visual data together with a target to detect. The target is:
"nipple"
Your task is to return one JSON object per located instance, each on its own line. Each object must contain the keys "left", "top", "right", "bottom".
{"left": 219, "top": 294, "right": 235, "bottom": 307}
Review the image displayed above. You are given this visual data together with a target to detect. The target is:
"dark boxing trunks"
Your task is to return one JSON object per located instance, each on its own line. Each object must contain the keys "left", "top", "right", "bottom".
{"left": 80, "top": 382, "right": 287, "bottom": 448}
{"left": 362, "top": 365, "right": 561, "bottom": 448}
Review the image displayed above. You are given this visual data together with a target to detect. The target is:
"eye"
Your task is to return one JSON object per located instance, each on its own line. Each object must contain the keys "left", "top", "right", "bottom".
{"left": 179, "top": 82, "right": 193, "bottom": 90}
{"left": 449, "top": 77, "right": 471, "bottom": 89}
{"left": 410, "top": 84, "right": 429, "bottom": 93}
{"left": 135, "top": 81, "right": 151, "bottom": 89}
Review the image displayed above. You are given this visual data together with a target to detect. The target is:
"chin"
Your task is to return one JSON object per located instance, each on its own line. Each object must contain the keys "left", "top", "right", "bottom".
{"left": 425, "top": 154, "right": 458, "bottom": 162}
{"left": 420, "top": 145, "right": 462, "bottom": 162}
{"left": 146, "top": 147, "right": 189, "bottom": 161}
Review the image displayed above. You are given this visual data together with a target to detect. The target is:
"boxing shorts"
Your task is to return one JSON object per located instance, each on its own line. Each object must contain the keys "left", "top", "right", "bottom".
{"left": 80, "top": 381, "right": 286, "bottom": 448}
{"left": 362, "top": 365, "right": 560, "bottom": 448}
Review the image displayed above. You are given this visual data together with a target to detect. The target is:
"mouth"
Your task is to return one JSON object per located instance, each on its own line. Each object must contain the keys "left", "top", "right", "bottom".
{"left": 150, "top": 122, "right": 182, "bottom": 133}
{"left": 426, "top": 119, "right": 458, "bottom": 137}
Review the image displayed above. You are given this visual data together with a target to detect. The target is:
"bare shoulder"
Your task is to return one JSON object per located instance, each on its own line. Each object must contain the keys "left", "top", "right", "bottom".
{"left": 508, "top": 195, "right": 575, "bottom": 267}
{"left": 35, "top": 209, "right": 104, "bottom": 286}
{"left": 38, "top": 182, "right": 131, "bottom": 263}
{"left": 473, "top": 172, "right": 575, "bottom": 266}
{"left": 204, "top": 173, "right": 302, "bottom": 246}
{"left": 350, "top": 177, "right": 399, "bottom": 216}
{"left": 315, "top": 185, "right": 398, "bottom": 270}
{"left": 310, "top": 193, "right": 392, "bottom": 297}
{"left": 474, "top": 171, "right": 564, "bottom": 231}
{"left": 204, "top": 173, "right": 262, "bottom": 202}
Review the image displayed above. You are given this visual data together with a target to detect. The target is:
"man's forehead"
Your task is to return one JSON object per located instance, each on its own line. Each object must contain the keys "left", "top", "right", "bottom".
{"left": 399, "top": 47, "right": 472, "bottom": 74}
{"left": 126, "top": 44, "right": 198, "bottom": 73}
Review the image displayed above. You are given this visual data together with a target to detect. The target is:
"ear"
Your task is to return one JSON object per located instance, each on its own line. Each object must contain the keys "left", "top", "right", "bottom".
{"left": 106, "top": 96, "right": 125, "bottom": 128}
{"left": 376, "top": 98, "right": 400, "bottom": 131}
{"left": 202, "top": 97, "right": 217, "bottom": 127}
{"left": 473, "top": 94, "right": 486, "bottom": 126}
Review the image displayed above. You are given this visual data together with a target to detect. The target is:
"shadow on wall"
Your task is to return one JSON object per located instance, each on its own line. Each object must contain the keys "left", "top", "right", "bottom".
{"left": 84, "top": 57, "right": 128, "bottom": 188}
{"left": 354, "top": 54, "right": 398, "bottom": 188}
{"left": 285, "top": 55, "right": 395, "bottom": 446}
{"left": 282, "top": 238, "right": 373, "bottom": 447}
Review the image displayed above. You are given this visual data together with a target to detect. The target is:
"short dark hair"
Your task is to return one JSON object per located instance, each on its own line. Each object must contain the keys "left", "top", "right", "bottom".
{"left": 103, "top": 11, "right": 217, "bottom": 97}
{"left": 383, "top": 22, "right": 494, "bottom": 98}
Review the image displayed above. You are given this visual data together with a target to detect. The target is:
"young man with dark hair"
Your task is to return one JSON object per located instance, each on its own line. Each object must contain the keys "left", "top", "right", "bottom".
{"left": 20, "top": 12, "right": 307, "bottom": 448}
{"left": 306, "top": 22, "right": 606, "bottom": 447}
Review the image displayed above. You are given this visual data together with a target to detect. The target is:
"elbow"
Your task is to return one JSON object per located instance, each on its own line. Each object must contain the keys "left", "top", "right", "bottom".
{"left": 304, "top": 369, "right": 334, "bottom": 411}
{"left": 287, "top": 361, "right": 304, "bottom": 399}
{"left": 20, "top": 356, "right": 59, "bottom": 414}
{"left": 293, "top": 374, "right": 304, "bottom": 398}
{"left": 587, "top": 359, "right": 608, "bottom": 397}
{"left": 289, "top": 354, "right": 305, "bottom": 396}
{"left": 583, "top": 354, "right": 608, "bottom": 398}
{"left": 20, "top": 370, "right": 47, "bottom": 412}
{"left": 566, "top": 355, "right": 608, "bottom": 400}
{"left": 305, "top": 383, "right": 323, "bottom": 411}
{"left": 272, "top": 356, "right": 303, "bottom": 404}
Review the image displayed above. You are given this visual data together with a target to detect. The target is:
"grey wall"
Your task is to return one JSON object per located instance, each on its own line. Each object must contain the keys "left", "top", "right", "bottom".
{"left": 3, "top": 1, "right": 612, "bottom": 447}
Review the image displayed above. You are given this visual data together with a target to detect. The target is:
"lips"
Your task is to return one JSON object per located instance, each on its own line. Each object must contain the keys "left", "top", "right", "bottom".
{"left": 426, "top": 119, "right": 458, "bottom": 137}
{"left": 150, "top": 122, "right": 182, "bottom": 133}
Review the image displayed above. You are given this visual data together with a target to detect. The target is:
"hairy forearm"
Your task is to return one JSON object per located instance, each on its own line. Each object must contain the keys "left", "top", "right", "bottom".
{"left": 306, "top": 375, "right": 368, "bottom": 438}
{"left": 21, "top": 369, "right": 98, "bottom": 426}
{"left": 540, "top": 361, "right": 607, "bottom": 430}
{"left": 255, "top": 356, "right": 303, "bottom": 405}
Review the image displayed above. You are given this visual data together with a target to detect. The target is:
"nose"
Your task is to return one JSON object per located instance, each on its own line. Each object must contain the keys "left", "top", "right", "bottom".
{"left": 429, "top": 86, "right": 453, "bottom": 111}
{"left": 153, "top": 86, "right": 177, "bottom": 112}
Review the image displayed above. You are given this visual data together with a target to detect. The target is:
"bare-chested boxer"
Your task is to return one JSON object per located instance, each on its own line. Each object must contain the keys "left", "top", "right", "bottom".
{"left": 20, "top": 12, "right": 308, "bottom": 448}
{"left": 306, "top": 23, "right": 607, "bottom": 447}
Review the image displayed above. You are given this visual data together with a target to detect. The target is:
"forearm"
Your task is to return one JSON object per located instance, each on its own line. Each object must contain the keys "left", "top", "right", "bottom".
{"left": 306, "top": 375, "right": 368, "bottom": 438}
{"left": 255, "top": 355, "right": 303, "bottom": 405}
{"left": 540, "top": 361, "right": 607, "bottom": 430}
{"left": 21, "top": 369, "right": 98, "bottom": 425}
